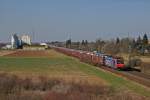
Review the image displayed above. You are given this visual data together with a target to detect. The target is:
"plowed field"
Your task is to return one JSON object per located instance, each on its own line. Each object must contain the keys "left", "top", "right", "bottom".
{"left": 4, "top": 50, "right": 59, "bottom": 58}
{"left": 0, "top": 50, "right": 16, "bottom": 56}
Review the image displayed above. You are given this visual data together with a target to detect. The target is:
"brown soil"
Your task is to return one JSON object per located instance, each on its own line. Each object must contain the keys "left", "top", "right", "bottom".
{"left": 4, "top": 50, "right": 52, "bottom": 57}
{"left": 141, "top": 62, "right": 150, "bottom": 75}
{"left": 0, "top": 50, "right": 16, "bottom": 56}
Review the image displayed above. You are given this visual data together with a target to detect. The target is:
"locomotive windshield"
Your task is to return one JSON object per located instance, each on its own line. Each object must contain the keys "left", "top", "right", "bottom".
{"left": 117, "top": 59, "right": 124, "bottom": 64}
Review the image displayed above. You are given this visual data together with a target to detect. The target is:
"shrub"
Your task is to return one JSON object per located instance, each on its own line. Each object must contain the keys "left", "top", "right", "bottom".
{"left": 0, "top": 73, "right": 147, "bottom": 100}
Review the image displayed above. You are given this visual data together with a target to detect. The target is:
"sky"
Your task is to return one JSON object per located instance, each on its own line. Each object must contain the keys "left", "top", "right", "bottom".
{"left": 0, "top": 0, "right": 150, "bottom": 42}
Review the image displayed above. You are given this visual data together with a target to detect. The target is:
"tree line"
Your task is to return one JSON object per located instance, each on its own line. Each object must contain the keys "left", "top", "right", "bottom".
{"left": 52, "top": 33, "right": 149, "bottom": 55}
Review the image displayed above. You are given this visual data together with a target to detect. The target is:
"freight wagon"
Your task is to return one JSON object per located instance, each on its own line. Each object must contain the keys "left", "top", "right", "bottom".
{"left": 52, "top": 46, "right": 125, "bottom": 69}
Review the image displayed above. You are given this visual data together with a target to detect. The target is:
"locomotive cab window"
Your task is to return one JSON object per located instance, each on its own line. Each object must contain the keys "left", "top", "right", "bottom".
{"left": 117, "top": 59, "right": 124, "bottom": 64}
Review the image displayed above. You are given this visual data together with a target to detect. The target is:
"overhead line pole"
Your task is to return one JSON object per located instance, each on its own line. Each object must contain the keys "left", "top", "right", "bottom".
{"left": 128, "top": 32, "right": 132, "bottom": 67}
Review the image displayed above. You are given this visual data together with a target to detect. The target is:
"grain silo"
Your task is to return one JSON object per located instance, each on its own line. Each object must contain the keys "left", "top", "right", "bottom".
{"left": 11, "top": 34, "right": 20, "bottom": 49}
{"left": 21, "top": 35, "right": 31, "bottom": 45}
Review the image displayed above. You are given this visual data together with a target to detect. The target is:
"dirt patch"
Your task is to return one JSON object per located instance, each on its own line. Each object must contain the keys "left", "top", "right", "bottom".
{"left": 0, "top": 50, "right": 16, "bottom": 56}
{"left": 141, "top": 62, "right": 150, "bottom": 75}
{"left": 4, "top": 50, "right": 55, "bottom": 57}
{"left": 140, "top": 57, "right": 150, "bottom": 63}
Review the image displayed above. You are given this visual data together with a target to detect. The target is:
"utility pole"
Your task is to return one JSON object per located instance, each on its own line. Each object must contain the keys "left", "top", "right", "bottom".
{"left": 32, "top": 28, "right": 35, "bottom": 44}
{"left": 128, "top": 32, "right": 132, "bottom": 67}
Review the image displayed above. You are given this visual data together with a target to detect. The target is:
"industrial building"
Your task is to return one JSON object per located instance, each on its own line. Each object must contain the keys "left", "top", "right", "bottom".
{"left": 21, "top": 35, "right": 31, "bottom": 45}
{"left": 11, "top": 34, "right": 31, "bottom": 49}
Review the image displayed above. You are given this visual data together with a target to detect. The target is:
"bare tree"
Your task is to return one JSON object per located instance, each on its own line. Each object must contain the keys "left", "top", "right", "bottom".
{"left": 95, "top": 38, "right": 105, "bottom": 52}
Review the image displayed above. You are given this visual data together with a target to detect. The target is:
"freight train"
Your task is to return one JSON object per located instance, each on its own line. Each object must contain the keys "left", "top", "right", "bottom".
{"left": 52, "top": 46, "right": 125, "bottom": 69}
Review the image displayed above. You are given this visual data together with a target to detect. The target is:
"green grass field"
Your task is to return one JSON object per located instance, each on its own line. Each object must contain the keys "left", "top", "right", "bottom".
{"left": 0, "top": 52, "right": 88, "bottom": 76}
{"left": 0, "top": 50, "right": 150, "bottom": 97}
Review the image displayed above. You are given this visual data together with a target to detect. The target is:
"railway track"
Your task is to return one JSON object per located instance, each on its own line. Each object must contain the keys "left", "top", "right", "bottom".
{"left": 100, "top": 66, "right": 150, "bottom": 88}
{"left": 126, "top": 71, "right": 150, "bottom": 80}
{"left": 51, "top": 46, "right": 150, "bottom": 88}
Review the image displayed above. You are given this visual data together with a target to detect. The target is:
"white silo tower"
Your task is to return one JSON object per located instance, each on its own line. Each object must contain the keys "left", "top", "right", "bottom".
{"left": 11, "top": 34, "right": 19, "bottom": 49}
{"left": 11, "top": 34, "right": 15, "bottom": 49}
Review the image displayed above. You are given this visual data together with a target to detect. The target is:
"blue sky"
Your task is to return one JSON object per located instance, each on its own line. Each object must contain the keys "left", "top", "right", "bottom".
{"left": 0, "top": 0, "right": 150, "bottom": 42}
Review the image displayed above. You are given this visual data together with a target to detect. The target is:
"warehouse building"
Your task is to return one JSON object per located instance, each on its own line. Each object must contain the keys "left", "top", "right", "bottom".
{"left": 21, "top": 35, "right": 31, "bottom": 45}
